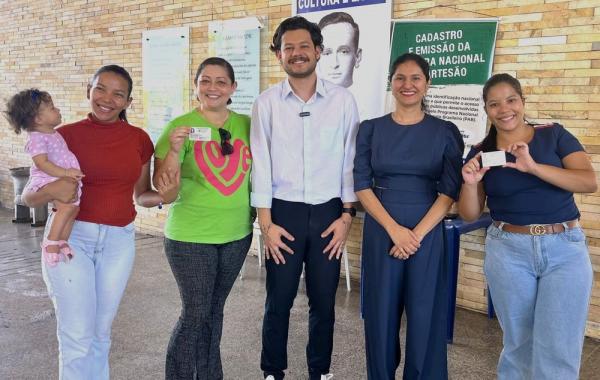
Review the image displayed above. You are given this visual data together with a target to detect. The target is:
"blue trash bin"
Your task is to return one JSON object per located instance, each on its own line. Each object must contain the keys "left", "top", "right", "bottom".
{"left": 444, "top": 213, "right": 493, "bottom": 343}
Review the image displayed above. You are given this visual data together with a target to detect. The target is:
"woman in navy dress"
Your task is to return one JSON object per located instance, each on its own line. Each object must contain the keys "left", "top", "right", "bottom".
{"left": 354, "top": 53, "right": 464, "bottom": 380}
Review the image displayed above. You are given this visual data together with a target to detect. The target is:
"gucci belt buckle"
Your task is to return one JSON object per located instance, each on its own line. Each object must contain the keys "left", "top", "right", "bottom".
{"left": 529, "top": 224, "right": 546, "bottom": 235}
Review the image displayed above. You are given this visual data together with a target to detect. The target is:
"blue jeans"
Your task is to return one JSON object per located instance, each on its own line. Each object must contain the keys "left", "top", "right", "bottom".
{"left": 42, "top": 215, "right": 136, "bottom": 380}
{"left": 484, "top": 224, "right": 593, "bottom": 380}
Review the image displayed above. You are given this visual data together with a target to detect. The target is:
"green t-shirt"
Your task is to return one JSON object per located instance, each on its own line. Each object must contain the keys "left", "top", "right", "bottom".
{"left": 155, "top": 109, "right": 252, "bottom": 244}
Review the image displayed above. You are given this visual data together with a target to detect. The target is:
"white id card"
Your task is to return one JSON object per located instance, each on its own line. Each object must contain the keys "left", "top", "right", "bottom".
{"left": 481, "top": 151, "right": 507, "bottom": 167}
{"left": 189, "top": 127, "right": 212, "bottom": 141}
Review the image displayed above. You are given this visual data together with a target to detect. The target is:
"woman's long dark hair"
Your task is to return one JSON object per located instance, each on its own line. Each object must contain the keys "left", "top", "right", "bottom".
{"left": 479, "top": 73, "right": 524, "bottom": 152}
{"left": 90, "top": 65, "right": 133, "bottom": 122}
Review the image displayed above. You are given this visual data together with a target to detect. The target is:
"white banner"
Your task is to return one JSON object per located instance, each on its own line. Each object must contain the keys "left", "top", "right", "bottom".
{"left": 209, "top": 17, "right": 262, "bottom": 115}
{"left": 293, "top": 0, "right": 392, "bottom": 121}
{"left": 142, "top": 27, "right": 190, "bottom": 142}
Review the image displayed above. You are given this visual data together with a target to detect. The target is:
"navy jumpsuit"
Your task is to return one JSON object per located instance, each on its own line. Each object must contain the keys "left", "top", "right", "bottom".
{"left": 353, "top": 113, "right": 464, "bottom": 380}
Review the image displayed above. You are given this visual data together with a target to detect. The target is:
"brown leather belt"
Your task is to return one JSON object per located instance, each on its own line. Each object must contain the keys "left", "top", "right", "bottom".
{"left": 493, "top": 220, "right": 579, "bottom": 235}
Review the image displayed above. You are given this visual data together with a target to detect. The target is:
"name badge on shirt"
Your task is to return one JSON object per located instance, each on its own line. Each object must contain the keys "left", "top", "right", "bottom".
{"left": 189, "top": 127, "right": 212, "bottom": 141}
{"left": 481, "top": 151, "right": 507, "bottom": 167}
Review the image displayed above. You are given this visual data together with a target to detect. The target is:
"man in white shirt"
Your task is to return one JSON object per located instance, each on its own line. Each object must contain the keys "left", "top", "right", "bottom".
{"left": 250, "top": 16, "right": 360, "bottom": 380}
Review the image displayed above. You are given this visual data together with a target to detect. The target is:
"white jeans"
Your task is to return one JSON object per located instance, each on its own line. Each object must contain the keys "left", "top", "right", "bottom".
{"left": 42, "top": 216, "right": 136, "bottom": 380}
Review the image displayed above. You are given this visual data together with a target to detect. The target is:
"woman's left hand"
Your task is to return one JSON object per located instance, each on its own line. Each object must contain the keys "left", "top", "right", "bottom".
{"left": 505, "top": 142, "right": 538, "bottom": 174}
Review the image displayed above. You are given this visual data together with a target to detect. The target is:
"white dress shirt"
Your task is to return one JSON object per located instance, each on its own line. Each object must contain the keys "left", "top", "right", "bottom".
{"left": 250, "top": 77, "right": 359, "bottom": 208}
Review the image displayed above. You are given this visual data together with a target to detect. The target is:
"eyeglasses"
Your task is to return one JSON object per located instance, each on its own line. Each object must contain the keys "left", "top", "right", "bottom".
{"left": 218, "top": 128, "right": 233, "bottom": 156}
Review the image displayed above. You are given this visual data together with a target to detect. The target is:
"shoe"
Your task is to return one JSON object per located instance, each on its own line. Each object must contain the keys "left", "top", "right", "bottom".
{"left": 41, "top": 239, "right": 66, "bottom": 267}
{"left": 265, "top": 376, "right": 275, "bottom": 380}
{"left": 321, "top": 375, "right": 333, "bottom": 380}
{"left": 58, "top": 240, "right": 74, "bottom": 261}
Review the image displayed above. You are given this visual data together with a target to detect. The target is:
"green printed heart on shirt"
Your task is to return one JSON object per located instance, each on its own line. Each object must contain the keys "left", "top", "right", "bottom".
{"left": 194, "top": 139, "right": 252, "bottom": 196}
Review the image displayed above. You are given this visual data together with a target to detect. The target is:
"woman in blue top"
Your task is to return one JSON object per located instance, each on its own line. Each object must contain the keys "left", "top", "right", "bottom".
{"left": 458, "top": 73, "right": 597, "bottom": 380}
{"left": 354, "top": 53, "right": 464, "bottom": 379}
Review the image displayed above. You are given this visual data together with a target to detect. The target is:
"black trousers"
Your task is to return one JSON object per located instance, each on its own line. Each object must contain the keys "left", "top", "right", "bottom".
{"left": 164, "top": 234, "right": 252, "bottom": 380}
{"left": 261, "top": 198, "right": 343, "bottom": 380}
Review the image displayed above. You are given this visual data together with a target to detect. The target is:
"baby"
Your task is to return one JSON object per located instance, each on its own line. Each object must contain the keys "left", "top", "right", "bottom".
{"left": 5, "top": 89, "right": 83, "bottom": 266}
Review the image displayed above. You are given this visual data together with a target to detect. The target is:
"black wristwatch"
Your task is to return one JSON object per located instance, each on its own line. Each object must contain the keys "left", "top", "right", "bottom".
{"left": 342, "top": 207, "right": 356, "bottom": 217}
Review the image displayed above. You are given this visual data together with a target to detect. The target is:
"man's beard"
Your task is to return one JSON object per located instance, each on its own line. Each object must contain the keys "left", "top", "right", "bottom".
{"left": 283, "top": 58, "right": 317, "bottom": 79}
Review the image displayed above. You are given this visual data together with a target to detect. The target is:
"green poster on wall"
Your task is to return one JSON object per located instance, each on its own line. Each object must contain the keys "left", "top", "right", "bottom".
{"left": 388, "top": 19, "right": 498, "bottom": 149}
{"left": 390, "top": 20, "right": 497, "bottom": 85}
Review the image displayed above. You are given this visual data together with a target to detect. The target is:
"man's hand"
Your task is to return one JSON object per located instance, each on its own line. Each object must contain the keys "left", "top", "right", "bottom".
{"left": 262, "top": 223, "right": 295, "bottom": 265}
{"left": 321, "top": 214, "right": 352, "bottom": 260}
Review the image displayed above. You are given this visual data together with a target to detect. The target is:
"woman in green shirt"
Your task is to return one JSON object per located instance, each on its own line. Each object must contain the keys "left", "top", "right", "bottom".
{"left": 153, "top": 57, "right": 253, "bottom": 380}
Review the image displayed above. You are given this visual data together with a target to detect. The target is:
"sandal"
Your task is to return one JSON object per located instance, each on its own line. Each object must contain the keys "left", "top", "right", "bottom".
{"left": 58, "top": 240, "right": 74, "bottom": 261}
{"left": 41, "top": 239, "right": 65, "bottom": 267}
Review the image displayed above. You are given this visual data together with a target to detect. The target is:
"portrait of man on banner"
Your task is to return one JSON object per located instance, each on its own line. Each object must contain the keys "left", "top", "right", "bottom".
{"left": 317, "top": 12, "right": 362, "bottom": 89}
{"left": 294, "top": 0, "right": 392, "bottom": 121}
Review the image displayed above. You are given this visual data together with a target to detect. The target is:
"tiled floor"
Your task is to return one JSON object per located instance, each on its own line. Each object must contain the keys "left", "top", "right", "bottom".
{"left": 0, "top": 208, "right": 598, "bottom": 379}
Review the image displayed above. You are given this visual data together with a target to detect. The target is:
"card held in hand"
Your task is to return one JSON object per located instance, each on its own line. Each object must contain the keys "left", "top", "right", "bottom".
{"left": 189, "top": 127, "right": 211, "bottom": 141}
{"left": 481, "top": 151, "right": 507, "bottom": 167}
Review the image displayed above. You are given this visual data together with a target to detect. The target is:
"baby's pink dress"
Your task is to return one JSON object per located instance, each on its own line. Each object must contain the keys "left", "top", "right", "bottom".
{"left": 23, "top": 131, "right": 82, "bottom": 205}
